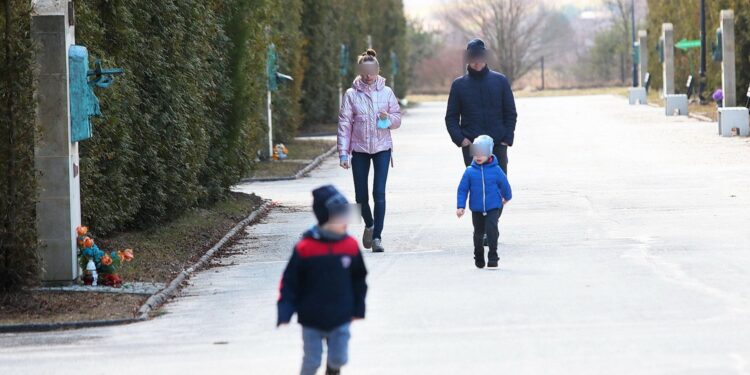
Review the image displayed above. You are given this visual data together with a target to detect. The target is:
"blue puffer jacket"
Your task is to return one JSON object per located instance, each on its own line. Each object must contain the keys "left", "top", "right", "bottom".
{"left": 457, "top": 155, "right": 512, "bottom": 213}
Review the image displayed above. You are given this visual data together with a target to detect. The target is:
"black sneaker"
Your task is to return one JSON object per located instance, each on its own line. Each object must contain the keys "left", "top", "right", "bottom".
{"left": 487, "top": 260, "right": 498, "bottom": 268}
{"left": 326, "top": 366, "right": 340, "bottom": 375}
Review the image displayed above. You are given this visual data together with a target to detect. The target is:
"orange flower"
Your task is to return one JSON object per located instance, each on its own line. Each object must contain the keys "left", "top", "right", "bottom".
{"left": 101, "top": 254, "right": 113, "bottom": 266}
{"left": 119, "top": 249, "right": 134, "bottom": 262}
{"left": 83, "top": 237, "right": 94, "bottom": 249}
{"left": 76, "top": 226, "right": 88, "bottom": 236}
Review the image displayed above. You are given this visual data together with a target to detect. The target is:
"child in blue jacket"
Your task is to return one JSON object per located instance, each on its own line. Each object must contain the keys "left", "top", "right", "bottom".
{"left": 457, "top": 135, "right": 512, "bottom": 268}
{"left": 278, "top": 185, "right": 368, "bottom": 375}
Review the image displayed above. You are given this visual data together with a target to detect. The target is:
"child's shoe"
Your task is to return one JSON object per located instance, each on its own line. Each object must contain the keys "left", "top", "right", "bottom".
{"left": 474, "top": 250, "right": 485, "bottom": 269}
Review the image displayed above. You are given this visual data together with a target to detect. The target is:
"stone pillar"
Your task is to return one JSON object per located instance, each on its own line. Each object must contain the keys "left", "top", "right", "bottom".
{"left": 662, "top": 23, "right": 675, "bottom": 95}
{"left": 638, "top": 30, "right": 648, "bottom": 87}
{"left": 31, "top": 0, "right": 80, "bottom": 282}
{"left": 720, "top": 10, "right": 736, "bottom": 107}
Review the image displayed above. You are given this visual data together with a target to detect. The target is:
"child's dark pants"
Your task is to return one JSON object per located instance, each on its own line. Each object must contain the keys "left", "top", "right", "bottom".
{"left": 472, "top": 209, "right": 500, "bottom": 260}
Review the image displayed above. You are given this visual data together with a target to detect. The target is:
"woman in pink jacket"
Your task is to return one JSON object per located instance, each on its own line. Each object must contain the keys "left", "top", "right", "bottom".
{"left": 338, "top": 49, "right": 401, "bottom": 253}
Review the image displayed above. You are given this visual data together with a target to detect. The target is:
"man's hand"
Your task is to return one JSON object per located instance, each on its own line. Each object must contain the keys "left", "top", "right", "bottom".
{"left": 502, "top": 198, "right": 510, "bottom": 205}
{"left": 456, "top": 208, "right": 465, "bottom": 218}
{"left": 340, "top": 156, "right": 350, "bottom": 169}
{"left": 379, "top": 111, "right": 388, "bottom": 120}
{"left": 460, "top": 138, "right": 472, "bottom": 147}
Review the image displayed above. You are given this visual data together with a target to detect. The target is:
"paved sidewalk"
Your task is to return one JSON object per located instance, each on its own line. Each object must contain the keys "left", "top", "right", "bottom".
{"left": 2, "top": 96, "right": 750, "bottom": 374}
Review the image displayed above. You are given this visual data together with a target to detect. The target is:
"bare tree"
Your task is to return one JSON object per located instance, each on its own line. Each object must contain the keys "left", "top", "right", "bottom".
{"left": 442, "top": 0, "right": 547, "bottom": 85}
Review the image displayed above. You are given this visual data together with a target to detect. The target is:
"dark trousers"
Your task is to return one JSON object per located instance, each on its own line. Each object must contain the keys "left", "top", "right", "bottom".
{"left": 462, "top": 143, "right": 508, "bottom": 218}
{"left": 351, "top": 150, "right": 391, "bottom": 240}
{"left": 472, "top": 209, "right": 500, "bottom": 260}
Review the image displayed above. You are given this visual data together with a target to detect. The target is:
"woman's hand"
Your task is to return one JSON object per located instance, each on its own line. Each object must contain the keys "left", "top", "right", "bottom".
{"left": 456, "top": 208, "right": 465, "bottom": 218}
{"left": 379, "top": 111, "right": 389, "bottom": 120}
{"left": 340, "top": 156, "right": 350, "bottom": 169}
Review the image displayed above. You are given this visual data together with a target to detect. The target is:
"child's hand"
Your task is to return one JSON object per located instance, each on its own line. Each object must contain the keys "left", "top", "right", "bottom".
{"left": 456, "top": 208, "right": 464, "bottom": 218}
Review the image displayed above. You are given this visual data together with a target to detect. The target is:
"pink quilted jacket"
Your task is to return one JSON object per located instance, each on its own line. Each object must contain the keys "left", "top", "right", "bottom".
{"left": 337, "top": 76, "right": 401, "bottom": 158}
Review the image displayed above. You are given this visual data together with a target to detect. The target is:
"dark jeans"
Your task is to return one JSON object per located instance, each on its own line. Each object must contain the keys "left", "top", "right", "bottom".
{"left": 472, "top": 209, "right": 500, "bottom": 260}
{"left": 351, "top": 150, "right": 391, "bottom": 240}
{"left": 462, "top": 143, "right": 508, "bottom": 218}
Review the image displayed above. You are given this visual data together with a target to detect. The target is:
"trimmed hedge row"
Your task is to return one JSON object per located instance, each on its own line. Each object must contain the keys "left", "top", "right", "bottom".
{"left": 0, "top": 0, "right": 38, "bottom": 292}
{"left": 0, "top": 0, "right": 408, "bottom": 290}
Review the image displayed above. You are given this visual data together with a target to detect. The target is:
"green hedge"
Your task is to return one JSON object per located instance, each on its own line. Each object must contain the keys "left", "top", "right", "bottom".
{"left": 0, "top": 0, "right": 38, "bottom": 291}
{"left": 0, "top": 0, "right": 409, "bottom": 290}
{"left": 646, "top": 0, "right": 750, "bottom": 99}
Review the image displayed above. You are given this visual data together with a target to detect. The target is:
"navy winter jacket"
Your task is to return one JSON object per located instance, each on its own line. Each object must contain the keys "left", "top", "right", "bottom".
{"left": 277, "top": 226, "right": 368, "bottom": 331}
{"left": 445, "top": 66, "right": 518, "bottom": 147}
{"left": 457, "top": 155, "right": 512, "bottom": 213}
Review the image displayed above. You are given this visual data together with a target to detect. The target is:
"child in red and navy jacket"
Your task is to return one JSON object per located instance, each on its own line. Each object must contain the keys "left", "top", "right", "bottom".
{"left": 278, "top": 185, "right": 368, "bottom": 375}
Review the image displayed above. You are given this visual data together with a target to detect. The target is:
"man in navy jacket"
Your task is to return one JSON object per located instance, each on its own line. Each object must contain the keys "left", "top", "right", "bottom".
{"left": 445, "top": 38, "right": 518, "bottom": 172}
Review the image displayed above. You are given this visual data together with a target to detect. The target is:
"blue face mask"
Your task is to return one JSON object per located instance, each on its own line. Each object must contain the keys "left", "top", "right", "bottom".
{"left": 377, "top": 117, "right": 391, "bottom": 129}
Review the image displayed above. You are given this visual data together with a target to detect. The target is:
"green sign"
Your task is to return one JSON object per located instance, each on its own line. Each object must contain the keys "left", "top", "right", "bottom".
{"left": 675, "top": 39, "right": 701, "bottom": 51}
{"left": 267, "top": 43, "right": 278, "bottom": 91}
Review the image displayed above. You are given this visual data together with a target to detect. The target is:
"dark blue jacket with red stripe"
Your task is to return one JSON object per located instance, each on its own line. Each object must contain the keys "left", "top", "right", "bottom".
{"left": 277, "top": 226, "right": 368, "bottom": 331}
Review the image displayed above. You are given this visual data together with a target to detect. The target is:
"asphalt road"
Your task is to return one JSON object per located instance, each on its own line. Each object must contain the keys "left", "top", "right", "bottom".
{"left": 2, "top": 96, "right": 750, "bottom": 374}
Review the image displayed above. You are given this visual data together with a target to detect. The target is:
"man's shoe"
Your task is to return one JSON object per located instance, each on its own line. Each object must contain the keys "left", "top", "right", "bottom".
{"left": 326, "top": 366, "right": 341, "bottom": 375}
{"left": 474, "top": 251, "right": 485, "bottom": 269}
{"left": 362, "top": 226, "right": 374, "bottom": 249}
{"left": 487, "top": 250, "right": 498, "bottom": 268}
{"left": 372, "top": 238, "right": 385, "bottom": 253}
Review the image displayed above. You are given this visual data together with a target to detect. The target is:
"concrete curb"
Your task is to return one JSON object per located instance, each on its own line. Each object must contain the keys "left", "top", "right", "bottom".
{"left": 243, "top": 145, "right": 337, "bottom": 183}
{"left": 136, "top": 200, "right": 275, "bottom": 319}
{"left": 0, "top": 200, "right": 275, "bottom": 334}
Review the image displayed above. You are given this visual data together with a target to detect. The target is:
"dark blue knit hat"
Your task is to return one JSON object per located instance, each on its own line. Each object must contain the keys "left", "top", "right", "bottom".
{"left": 466, "top": 38, "right": 487, "bottom": 59}
{"left": 312, "top": 185, "right": 349, "bottom": 224}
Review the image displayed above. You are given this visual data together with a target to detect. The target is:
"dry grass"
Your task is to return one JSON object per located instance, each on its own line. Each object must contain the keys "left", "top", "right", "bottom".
{"left": 248, "top": 139, "right": 335, "bottom": 179}
{"left": 0, "top": 292, "right": 145, "bottom": 324}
